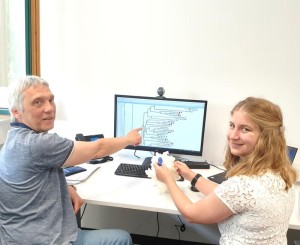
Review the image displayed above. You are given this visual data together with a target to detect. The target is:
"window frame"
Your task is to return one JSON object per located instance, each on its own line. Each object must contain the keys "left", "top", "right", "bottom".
{"left": 25, "top": 0, "right": 40, "bottom": 76}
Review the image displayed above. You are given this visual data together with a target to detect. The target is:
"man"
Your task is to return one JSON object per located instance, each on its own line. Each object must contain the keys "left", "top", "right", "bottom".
{"left": 0, "top": 75, "right": 142, "bottom": 245}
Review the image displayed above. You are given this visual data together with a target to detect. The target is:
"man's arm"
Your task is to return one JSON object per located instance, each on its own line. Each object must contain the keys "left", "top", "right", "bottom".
{"left": 68, "top": 185, "right": 83, "bottom": 214}
{"left": 64, "top": 127, "right": 142, "bottom": 167}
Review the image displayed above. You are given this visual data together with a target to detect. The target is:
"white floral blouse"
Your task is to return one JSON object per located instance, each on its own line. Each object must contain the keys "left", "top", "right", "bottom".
{"left": 215, "top": 172, "right": 295, "bottom": 245}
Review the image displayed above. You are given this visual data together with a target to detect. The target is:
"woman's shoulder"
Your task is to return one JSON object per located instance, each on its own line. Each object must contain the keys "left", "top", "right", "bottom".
{"left": 215, "top": 171, "right": 295, "bottom": 214}
{"left": 219, "top": 171, "right": 288, "bottom": 192}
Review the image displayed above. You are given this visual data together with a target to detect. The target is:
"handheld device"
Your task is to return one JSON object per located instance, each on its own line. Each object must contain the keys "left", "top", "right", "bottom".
{"left": 63, "top": 166, "right": 87, "bottom": 176}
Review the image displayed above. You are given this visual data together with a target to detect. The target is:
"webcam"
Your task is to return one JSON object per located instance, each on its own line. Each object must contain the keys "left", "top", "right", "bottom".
{"left": 157, "top": 87, "right": 165, "bottom": 99}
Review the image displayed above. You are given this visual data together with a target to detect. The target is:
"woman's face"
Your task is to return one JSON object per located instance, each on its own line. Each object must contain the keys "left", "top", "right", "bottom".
{"left": 227, "top": 109, "right": 260, "bottom": 157}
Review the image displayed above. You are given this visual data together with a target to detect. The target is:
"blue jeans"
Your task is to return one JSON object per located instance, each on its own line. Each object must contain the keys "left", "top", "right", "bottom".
{"left": 72, "top": 228, "right": 133, "bottom": 245}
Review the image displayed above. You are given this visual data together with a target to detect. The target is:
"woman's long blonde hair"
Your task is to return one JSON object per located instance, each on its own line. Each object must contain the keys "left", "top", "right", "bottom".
{"left": 224, "top": 97, "right": 297, "bottom": 190}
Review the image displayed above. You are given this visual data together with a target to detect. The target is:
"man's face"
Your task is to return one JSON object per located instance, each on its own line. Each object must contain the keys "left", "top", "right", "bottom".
{"left": 12, "top": 85, "right": 56, "bottom": 132}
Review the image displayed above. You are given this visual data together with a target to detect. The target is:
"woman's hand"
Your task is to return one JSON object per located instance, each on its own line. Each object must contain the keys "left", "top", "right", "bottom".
{"left": 174, "top": 161, "right": 196, "bottom": 182}
{"left": 153, "top": 162, "right": 175, "bottom": 184}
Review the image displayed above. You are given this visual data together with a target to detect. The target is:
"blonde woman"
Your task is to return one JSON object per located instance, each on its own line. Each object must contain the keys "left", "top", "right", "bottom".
{"left": 154, "top": 97, "right": 297, "bottom": 245}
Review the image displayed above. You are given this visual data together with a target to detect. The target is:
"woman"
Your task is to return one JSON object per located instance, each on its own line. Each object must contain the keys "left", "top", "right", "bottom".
{"left": 154, "top": 97, "right": 297, "bottom": 244}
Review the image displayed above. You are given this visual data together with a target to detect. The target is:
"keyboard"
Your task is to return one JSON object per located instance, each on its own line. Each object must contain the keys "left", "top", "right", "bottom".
{"left": 207, "top": 171, "right": 227, "bottom": 184}
{"left": 114, "top": 163, "right": 150, "bottom": 178}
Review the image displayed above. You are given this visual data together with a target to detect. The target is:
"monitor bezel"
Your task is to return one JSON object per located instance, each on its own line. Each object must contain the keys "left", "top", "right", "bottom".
{"left": 114, "top": 94, "right": 208, "bottom": 156}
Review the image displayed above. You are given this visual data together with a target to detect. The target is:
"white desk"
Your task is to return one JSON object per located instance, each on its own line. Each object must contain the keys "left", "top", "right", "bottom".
{"left": 76, "top": 153, "right": 300, "bottom": 230}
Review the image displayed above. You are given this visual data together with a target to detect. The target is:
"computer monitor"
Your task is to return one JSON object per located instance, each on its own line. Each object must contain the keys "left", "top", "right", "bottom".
{"left": 114, "top": 94, "right": 208, "bottom": 161}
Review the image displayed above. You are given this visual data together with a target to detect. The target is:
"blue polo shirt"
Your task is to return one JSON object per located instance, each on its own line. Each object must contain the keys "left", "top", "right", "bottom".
{"left": 0, "top": 124, "right": 77, "bottom": 245}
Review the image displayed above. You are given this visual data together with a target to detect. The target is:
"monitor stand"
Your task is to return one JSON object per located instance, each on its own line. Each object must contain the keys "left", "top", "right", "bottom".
{"left": 142, "top": 157, "right": 152, "bottom": 167}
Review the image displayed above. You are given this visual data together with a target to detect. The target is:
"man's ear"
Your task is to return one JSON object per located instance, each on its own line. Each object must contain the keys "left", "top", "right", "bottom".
{"left": 11, "top": 109, "right": 21, "bottom": 120}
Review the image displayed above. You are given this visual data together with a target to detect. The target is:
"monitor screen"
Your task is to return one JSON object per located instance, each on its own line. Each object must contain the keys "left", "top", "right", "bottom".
{"left": 287, "top": 146, "right": 298, "bottom": 163}
{"left": 114, "top": 94, "right": 208, "bottom": 157}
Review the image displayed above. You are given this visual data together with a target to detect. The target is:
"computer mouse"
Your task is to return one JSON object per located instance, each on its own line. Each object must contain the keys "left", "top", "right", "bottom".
{"left": 190, "top": 186, "right": 199, "bottom": 192}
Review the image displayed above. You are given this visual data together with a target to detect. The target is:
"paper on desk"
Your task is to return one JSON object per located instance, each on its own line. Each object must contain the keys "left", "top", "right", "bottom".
{"left": 66, "top": 163, "right": 100, "bottom": 185}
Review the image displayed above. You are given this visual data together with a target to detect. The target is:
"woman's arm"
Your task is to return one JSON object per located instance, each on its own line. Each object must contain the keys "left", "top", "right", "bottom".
{"left": 154, "top": 163, "right": 233, "bottom": 224}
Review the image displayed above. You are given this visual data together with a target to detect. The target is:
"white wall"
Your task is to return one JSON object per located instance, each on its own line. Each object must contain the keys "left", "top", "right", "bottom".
{"left": 40, "top": 0, "right": 300, "bottom": 243}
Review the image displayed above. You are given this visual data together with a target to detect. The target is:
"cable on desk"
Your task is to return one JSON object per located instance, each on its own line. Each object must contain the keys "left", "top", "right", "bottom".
{"left": 209, "top": 163, "right": 226, "bottom": 171}
{"left": 156, "top": 212, "right": 160, "bottom": 237}
{"left": 174, "top": 215, "right": 186, "bottom": 241}
{"left": 177, "top": 215, "right": 185, "bottom": 232}
{"left": 133, "top": 150, "right": 140, "bottom": 159}
{"left": 174, "top": 224, "right": 181, "bottom": 241}
{"left": 80, "top": 203, "right": 87, "bottom": 220}
{"left": 133, "top": 150, "right": 155, "bottom": 160}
